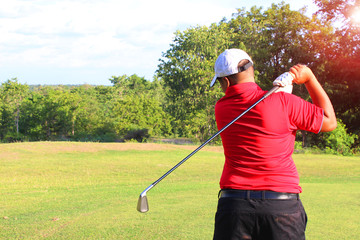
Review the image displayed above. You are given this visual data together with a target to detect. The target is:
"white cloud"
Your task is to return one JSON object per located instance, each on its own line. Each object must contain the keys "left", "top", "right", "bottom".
{"left": 0, "top": 0, "right": 316, "bottom": 84}
{"left": 1, "top": 0, "right": 232, "bottom": 68}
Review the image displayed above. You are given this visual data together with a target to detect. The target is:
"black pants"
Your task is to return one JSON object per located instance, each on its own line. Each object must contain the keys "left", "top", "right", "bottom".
{"left": 213, "top": 197, "right": 307, "bottom": 240}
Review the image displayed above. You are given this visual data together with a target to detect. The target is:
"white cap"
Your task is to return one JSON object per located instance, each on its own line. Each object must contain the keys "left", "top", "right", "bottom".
{"left": 210, "top": 49, "right": 253, "bottom": 87}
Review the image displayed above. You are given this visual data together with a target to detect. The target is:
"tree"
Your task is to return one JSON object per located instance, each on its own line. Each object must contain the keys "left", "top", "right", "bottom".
{"left": 109, "top": 74, "right": 151, "bottom": 96}
{"left": 20, "top": 86, "right": 87, "bottom": 140}
{"left": 312, "top": 0, "right": 360, "bottom": 143}
{"left": 19, "top": 90, "right": 46, "bottom": 140}
{"left": 157, "top": 23, "right": 233, "bottom": 140}
{"left": 0, "top": 79, "right": 29, "bottom": 141}
{"left": 229, "top": 3, "right": 333, "bottom": 91}
{"left": 112, "top": 95, "right": 172, "bottom": 140}
{"left": 69, "top": 85, "right": 109, "bottom": 141}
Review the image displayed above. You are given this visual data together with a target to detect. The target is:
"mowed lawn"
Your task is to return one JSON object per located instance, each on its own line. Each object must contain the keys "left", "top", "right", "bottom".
{"left": 0, "top": 142, "right": 359, "bottom": 239}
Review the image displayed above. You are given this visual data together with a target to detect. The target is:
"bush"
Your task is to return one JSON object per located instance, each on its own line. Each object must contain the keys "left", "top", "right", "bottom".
{"left": 3, "top": 132, "right": 26, "bottom": 143}
{"left": 318, "top": 119, "right": 358, "bottom": 155}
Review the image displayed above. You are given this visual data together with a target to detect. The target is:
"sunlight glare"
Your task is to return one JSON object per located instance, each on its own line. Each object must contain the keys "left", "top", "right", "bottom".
{"left": 352, "top": 8, "right": 360, "bottom": 24}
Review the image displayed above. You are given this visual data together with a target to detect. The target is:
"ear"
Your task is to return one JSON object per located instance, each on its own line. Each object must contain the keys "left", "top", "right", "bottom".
{"left": 220, "top": 77, "right": 230, "bottom": 92}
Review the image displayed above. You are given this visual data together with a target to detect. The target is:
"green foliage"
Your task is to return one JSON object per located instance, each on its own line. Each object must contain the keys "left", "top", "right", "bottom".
{"left": 109, "top": 74, "right": 150, "bottom": 96}
{"left": 0, "top": 78, "right": 29, "bottom": 140}
{"left": 0, "top": 74, "right": 172, "bottom": 143}
{"left": 112, "top": 94, "right": 173, "bottom": 139}
{"left": 313, "top": 0, "right": 360, "bottom": 139}
{"left": 157, "top": 23, "right": 232, "bottom": 141}
{"left": 319, "top": 119, "right": 358, "bottom": 155}
{"left": 228, "top": 3, "right": 336, "bottom": 96}
{"left": 295, "top": 120, "right": 358, "bottom": 155}
{"left": 229, "top": 4, "right": 315, "bottom": 89}
{"left": 19, "top": 86, "right": 79, "bottom": 140}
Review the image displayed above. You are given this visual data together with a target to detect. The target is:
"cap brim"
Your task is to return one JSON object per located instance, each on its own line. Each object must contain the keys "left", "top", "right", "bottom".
{"left": 210, "top": 76, "right": 217, "bottom": 87}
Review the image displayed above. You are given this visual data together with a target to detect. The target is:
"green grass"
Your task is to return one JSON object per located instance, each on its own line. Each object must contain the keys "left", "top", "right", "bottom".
{"left": 0, "top": 142, "right": 359, "bottom": 239}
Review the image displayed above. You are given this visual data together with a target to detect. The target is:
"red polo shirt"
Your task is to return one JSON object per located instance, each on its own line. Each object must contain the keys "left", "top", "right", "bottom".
{"left": 215, "top": 82, "right": 324, "bottom": 193}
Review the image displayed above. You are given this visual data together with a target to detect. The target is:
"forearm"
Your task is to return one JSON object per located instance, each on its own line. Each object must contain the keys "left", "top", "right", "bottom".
{"left": 290, "top": 64, "right": 337, "bottom": 132}
{"left": 305, "top": 77, "right": 337, "bottom": 132}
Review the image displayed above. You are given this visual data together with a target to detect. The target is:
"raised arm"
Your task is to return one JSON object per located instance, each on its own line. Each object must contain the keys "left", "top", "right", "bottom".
{"left": 290, "top": 64, "right": 337, "bottom": 132}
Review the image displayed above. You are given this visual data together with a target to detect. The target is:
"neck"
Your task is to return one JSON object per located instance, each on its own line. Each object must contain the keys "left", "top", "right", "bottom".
{"left": 229, "top": 75, "right": 255, "bottom": 86}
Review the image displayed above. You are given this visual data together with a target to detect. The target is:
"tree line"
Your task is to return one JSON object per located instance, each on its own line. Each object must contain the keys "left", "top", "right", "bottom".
{"left": 0, "top": 76, "right": 172, "bottom": 143}
{"left": 1, "top": 1, "right": 359, "bottom": 154}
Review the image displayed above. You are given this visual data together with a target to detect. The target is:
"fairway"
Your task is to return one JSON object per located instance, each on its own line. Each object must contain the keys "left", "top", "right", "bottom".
{"left": 1, "top": 142, "right": 359, "bottom": 239}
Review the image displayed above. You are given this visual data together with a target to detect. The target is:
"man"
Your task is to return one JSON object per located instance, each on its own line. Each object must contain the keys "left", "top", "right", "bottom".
{"left": 211, "top": 49, "right": 337, "bottom": 240}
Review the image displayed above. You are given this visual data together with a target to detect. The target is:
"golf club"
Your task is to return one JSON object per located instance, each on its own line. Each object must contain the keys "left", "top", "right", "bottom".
{"left": 137, "top": 85, "right": 281, "bottom": 213}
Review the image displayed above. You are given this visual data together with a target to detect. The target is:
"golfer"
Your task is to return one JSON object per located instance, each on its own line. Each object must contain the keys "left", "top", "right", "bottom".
{"left": 211, "top": 49, "right": 337, "bottom": 240}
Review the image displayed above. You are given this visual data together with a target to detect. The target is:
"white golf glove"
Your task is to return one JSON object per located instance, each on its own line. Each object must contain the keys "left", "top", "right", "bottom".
{"left": 273, "top": 72, "right": 294, "bottom": 94}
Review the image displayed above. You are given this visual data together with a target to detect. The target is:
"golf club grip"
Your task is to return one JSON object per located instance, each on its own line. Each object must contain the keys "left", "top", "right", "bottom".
{"left": 149, "top": 86, "right": 280, "bottom": 189}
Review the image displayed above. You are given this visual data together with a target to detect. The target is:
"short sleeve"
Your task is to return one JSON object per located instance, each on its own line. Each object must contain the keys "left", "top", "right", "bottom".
{"left": 286, "top": 94, "right": 324, "bottom": 134}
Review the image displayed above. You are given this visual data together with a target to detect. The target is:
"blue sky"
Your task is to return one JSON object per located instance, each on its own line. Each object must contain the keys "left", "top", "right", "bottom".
{"left": 0, "top": 0, "right": 317, "bottom": 85}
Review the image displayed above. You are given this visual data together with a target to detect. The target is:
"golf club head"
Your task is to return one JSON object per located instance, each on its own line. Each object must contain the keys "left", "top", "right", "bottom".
{"left": 137, "top": 194, "right": 149, "bottom": 213}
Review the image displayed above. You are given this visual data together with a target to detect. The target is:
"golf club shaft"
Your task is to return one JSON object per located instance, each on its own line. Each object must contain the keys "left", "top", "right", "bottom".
{"left": 140, "top": 86, "right": 280, "bottom": 196}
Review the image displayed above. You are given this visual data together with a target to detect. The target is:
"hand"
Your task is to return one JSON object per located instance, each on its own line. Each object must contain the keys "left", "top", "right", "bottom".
{"left": 273, "top": 72, "right": 294, "bottom": 94}
{"left": 290, "top": 64, "right": 316, "bottom": 85}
